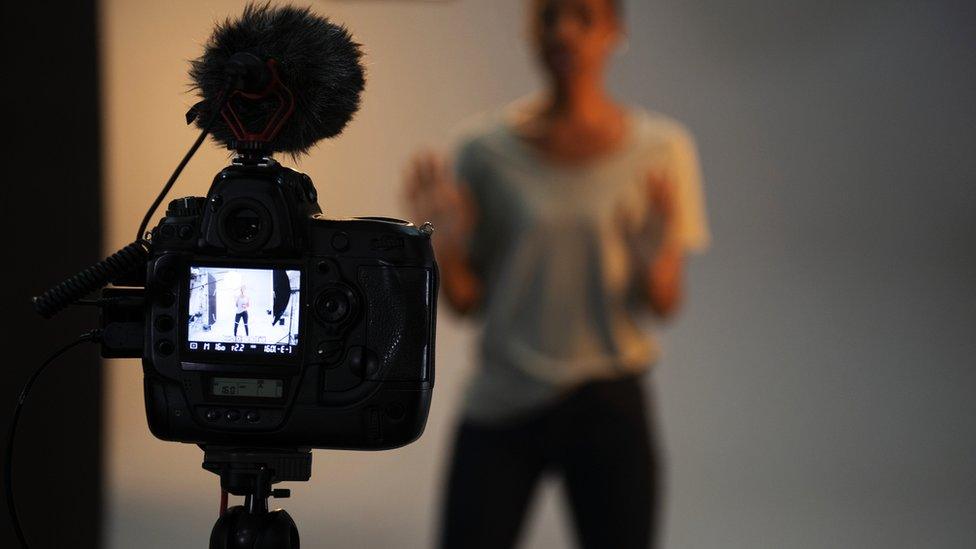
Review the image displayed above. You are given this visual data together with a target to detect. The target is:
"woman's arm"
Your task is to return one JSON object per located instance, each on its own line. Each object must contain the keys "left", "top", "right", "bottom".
{"left": 432, "top": 233, "right": 483, "bottom": 315}
{"left": 645, "top": 241, "right": 683, "bottom": 318}
{"left": 404, "top": 151, "right": 483, "bottom": 315}
{"left": 638, "top": 126, "right": 709, "bottom": 318}
{"left": 640, "top": 171, "right": 685, "bottom": 318}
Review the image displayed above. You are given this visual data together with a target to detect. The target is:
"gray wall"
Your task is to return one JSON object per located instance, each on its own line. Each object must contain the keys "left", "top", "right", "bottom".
{"left": 618, "top": 1, "right": 976, "bottom": 547}
{"left": 102, "top": 1, "right": 976, "bottom": 547}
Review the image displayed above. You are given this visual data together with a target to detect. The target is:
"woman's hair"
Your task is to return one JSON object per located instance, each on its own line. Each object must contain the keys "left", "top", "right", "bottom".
{"left": 534, "top": 0, "right": 623, "bottom": 21}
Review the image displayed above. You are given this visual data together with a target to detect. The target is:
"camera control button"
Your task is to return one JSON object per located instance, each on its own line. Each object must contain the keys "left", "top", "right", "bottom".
{"left": 156, "top": 340, "right": 174, "bottom": 356}
{"left": 331, "top": 232, "right": 350, "bottom": 252}
{"left": 348, "top": 346, "right": 380, "bottom": 378}
{"left": 245, "top": 411, "right": 260, "bottom": 423}
{"left": 154, "top": 315, "right": 174, "bottom": 332}
{"left": 158, "top": 292, "right": 176, "bottom": 307}
{"left": 205, "top": 409, "right": 221, "bottom": 422}
{"left": 225, "top": 409, "right": 241, "bottom": 422}
{"left": 316, "top": 340, "right": 344, "bottom": 365}
{"left": 157, "top": 266, "right": 176, "bottom": 284}
{"left": 385, "top": 402, "right": 405, "bottom": 421}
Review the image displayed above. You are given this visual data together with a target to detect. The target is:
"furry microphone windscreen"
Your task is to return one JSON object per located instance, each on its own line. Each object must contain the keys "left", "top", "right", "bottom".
{"left": 189, "top": 3, "right": 366, "bottom": 155}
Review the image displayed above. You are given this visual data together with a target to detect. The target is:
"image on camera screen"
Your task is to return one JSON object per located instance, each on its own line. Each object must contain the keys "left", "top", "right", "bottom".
{"left": 186, "top": 265, "right": 301, "bottom": 357}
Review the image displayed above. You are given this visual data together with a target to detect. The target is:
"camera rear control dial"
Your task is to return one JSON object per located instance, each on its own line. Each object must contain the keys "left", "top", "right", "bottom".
{"left": 313, "top": 284, "right": 358, "bottom": 326}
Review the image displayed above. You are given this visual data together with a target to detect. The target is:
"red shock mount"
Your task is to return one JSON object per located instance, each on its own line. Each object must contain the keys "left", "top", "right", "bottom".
{"left": 220, "top": 59, "right": 296, "bottom": 150}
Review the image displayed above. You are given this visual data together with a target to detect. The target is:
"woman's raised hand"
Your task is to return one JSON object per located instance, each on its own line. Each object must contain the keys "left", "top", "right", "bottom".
{"left": 403, "top": 150, "right": 483, "bottom": 313}
{"left": 403, "top": 150, "right": 475, "bottom": 247}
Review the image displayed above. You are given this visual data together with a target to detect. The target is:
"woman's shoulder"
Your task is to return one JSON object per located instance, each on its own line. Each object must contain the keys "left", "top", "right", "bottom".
{"left": 449, "top": 107, "right": 525, "bottom": 172}
{"left": 453, "top": 109, "right": 511, "bottom": 147}
{"left": 628, "top": 107, "right": 695, "bottom": 149}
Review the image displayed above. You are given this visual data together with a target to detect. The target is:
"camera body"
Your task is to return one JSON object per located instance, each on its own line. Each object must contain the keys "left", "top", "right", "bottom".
{"left": 141, "top": 157, "right": 437, "bottom": 450}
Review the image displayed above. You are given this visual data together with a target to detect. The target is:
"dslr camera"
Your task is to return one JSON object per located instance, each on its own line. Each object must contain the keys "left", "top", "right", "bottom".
{"left": 136, "top": 158, "right": 437, "bottom": 450}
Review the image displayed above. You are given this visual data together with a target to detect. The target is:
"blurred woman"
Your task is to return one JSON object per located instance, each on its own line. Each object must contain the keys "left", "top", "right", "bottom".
{"left": 405, "top": 0, "right": 709, "bottom": 547}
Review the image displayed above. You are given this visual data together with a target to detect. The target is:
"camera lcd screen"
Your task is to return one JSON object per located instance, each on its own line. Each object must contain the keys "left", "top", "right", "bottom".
{"left": 211, "top": 377, "right": 284, "bottom": 398}
{"left": 186, "top": 265, "right": 301, "bottom": 357}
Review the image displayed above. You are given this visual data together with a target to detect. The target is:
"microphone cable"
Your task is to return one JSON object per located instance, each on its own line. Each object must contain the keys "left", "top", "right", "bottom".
{"left": 4, "top": 330, "right": 102, "bottom": 549}
{"left": 135, "top": 88, "right": 230, "bottom": 241}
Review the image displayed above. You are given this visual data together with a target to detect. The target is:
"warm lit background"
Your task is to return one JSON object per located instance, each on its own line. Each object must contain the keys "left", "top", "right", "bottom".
{"left": 94, "top": 0, "right": 975, "bottom": 548}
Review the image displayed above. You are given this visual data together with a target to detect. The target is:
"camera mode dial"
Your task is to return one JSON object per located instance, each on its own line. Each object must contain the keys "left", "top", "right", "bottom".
{"left": 166, "top": 197, "right": 205, "bottom": 217}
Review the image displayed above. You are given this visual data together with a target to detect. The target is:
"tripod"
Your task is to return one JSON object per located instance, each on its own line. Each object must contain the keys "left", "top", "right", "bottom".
{"left": 203, "top": 447, "right": 313, "bottom": 549}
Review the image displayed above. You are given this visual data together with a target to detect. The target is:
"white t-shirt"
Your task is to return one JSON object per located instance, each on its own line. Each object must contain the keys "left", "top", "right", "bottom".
{"left": 454, "top": 104, "right": 710, "bottom": 422}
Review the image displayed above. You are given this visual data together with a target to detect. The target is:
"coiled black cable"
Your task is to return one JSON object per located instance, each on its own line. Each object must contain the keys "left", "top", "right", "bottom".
{"left": 31, "top": 240, "right": 150, "bottom": 318}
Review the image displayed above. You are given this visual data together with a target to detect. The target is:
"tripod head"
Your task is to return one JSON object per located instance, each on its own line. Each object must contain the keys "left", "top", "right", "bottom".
{"left": 203, "top": 447, "right": 312, "bottom": 549}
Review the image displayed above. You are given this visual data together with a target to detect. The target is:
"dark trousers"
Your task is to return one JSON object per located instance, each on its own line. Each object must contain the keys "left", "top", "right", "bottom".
{"left": 440, "top": 375, "right": 659, "bottom": 549}
{"left": 233, "top": 311, "right": 249, "bottom": 336}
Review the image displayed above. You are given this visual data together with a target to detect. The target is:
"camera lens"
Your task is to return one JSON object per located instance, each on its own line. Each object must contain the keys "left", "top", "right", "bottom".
{"left": 315, "top": 286, "right": 356, "bottom": 324}
{"left": 226, "top": 207, "right": 263, "bottom": 243}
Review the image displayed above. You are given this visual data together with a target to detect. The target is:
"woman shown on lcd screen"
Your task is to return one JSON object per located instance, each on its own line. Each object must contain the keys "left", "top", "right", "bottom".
{"left": 234, "top": 285, "right": 251, "bottom": 338}
{"left": 405, "top": 0, "right": 709, "bottom": 547}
